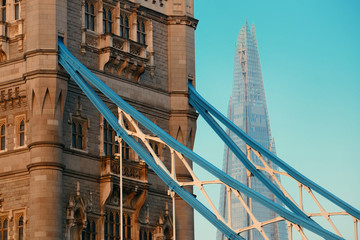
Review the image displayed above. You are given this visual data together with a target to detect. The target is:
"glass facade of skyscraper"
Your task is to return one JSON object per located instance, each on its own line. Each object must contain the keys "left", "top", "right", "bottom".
{"left": 217, "top": 22, "right": 288, "bottom": 240}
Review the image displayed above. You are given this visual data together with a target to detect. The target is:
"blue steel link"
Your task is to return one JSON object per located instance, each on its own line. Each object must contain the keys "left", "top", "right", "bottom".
{"left": 188, "top": 83, "right": 360, "bottom": 221}
{"left": 58, "top": 42, "right": 243, "bottom": 240}
{"left": 58, "top": 40, "right": 343, "bottom": 240}
{"left": 189, "top": 95, "right": 312, "bottom": 223}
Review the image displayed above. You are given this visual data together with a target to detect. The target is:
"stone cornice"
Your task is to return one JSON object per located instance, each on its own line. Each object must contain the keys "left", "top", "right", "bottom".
{"left": 28, "top": 141, "right": 65, "bottom": 149}
{"left": 167, "top": 15, "right": 198, "bottom": 29}
{"left": 27, "top": 162, "right": 66, "bottom": 172}
{"left": 24, "top": 49, "right": 58, "bottom": 59}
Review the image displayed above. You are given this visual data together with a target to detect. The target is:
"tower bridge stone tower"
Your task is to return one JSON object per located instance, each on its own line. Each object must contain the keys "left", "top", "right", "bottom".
{"left": 0, "top": 0, "right": 197, "bottom": 239}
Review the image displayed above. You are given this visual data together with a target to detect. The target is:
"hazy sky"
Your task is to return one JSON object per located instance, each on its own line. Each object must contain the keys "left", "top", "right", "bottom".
{"left": 192, "top": 0, "right": 360, "bottom": 239}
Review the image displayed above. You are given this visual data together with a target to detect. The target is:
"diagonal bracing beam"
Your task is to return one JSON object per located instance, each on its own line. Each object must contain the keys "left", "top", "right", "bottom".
{"left": 58, "top": 40, "right": 345, "bottom": 240}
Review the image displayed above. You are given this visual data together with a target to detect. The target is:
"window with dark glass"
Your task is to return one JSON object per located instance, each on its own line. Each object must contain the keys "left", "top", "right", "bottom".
{"left": 149, "top": 141, "right": 159, "bottom": 157}
{"left": 103, "top": 119, "right": 119, "bottom": 156}
{"left": 104, "top": 211, "right": 121, "bottom": 240}
{"left": 1, "top": 124, "right": 5, "bottom": 150}
{"left": 19, "top": 120, "right": 24, "bottom": 146}
{"left": 120, "top": 14, "right": 129, "bottom": 39}
{"left": 85, "top": 2, "right": 95, "bottom": 31}
{"left": 14, "top": 0, "right": 19, "bottom": 20}
{"left": 137, "top": 21, "right": 146, "bottom": 44}
{"left": 121, "top": 121, "right": 131, "bottom": 160}
{"left": 18, "top": 217, "right": 23, "bottom": 240}
{"left": 140, "top": 230, "right": 152, "bottom": 240}
{"left": 0, "top": 0, "right": 5, "bottom": 22}
{"left": 82, "top": 219, "right": 97, "bottom": 240}
{"left": 103, "top": 9, "right": 112, "bottom": 33}
{"left": 0, "top": 218, "right": 8, "bottom": 240}
{"left": 72, "top": 122, "right": 84, "bottom": 149}
{"left": 122, "top": 214, "right": 131, "bottom": 240}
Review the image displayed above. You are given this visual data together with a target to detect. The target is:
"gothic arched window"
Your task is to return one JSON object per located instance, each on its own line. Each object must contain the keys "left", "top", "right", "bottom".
{"left": 14, "top": 0, "right": 19, "bottom": 20}
{"left": 72, "top": 121, "right": 85, "bottom": 150}
{"left": 0, "top": 0, "right": 6, "bottom": 22}
{"left": 137, "top": 20, "right": 146, "bottom": 44}
{"left": 103, "top": 8, "right": 112, "bottom": 33}
{"left": 103, "top": 119, "right": 119, "bottom": 156}
{"left": 0, "top": 218, "right": 8, "bottom": 240}
{"left": 18, "top": 216, "right": 24, "bottom": 240}
{"left": 85, "top": 2, "right": 95, "bottom": 31}
{"left": 104, "top": 211, "right": 121, "bottom": 240}
{"left": 82, "top": 219, "right": 97, "bottom": 240}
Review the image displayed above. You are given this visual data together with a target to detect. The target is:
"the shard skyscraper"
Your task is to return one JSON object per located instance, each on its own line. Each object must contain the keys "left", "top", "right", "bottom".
{"left": 217, "top": 22, "right": 288, "bottom": 240}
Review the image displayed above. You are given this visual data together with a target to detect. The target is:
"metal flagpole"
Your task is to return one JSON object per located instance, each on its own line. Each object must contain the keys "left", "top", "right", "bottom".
{"left": 118, "top": 108, "right": 123, "bottom": 240}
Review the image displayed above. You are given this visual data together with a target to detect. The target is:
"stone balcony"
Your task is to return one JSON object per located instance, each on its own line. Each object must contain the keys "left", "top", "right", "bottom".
{"left": 100, "top": 155, "right": 148, "bottom": 183}
{"left": 83, "top": 31, "right": 151, "bottom": 81}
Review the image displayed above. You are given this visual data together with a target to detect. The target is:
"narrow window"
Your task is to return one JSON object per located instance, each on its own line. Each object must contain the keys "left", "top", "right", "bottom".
{"left": 82, "top": 219, "right": 97, "bottom": 240}
{"left": 141, "top": 22, "right": 146, "bottom": 44}
{"left": 120, "top": 15, "right": 124, "bottom": 37}
{"left": 18, "top": 216, "right": 23, "bottom": 240}
{"left": 126, "top": 215, "right": 131, "bottom": 239}
{"left": 85, "top": 2, "right": 89, "bottom": 29}
{"left": 103, "top": 119, "right": 108, "bottom": 155}
{"left": 91, "top": 221, "right": 96, "bottom": 240}
{"left": 72, "top": 122, "right": 84, "bottom": 150}
{"left": 115, "top": 213, "right": 120, "bottom": 238}
{"left": 0, "top": 219, "right": 8, "bottom": 240}
{"left": 77, "top": 124, "right": 83, "bottom": 149}
{"left": 107, "top": 10, "right": 112, "bottom": 33}
{"left": 19, "top": 120, "right": 24, "bottom": 146}
{"left": 137, "top": 20, "right": 146, "bottom": 44}
{"left": 149, "top": 232, "right": 152, "bottom": 240}
{"left": 1, "top": 124, "right": 5, "bottom": 150}
{"left": 103, "top": 119, "right": 119, "bottom": 156}
{"left": 1, "top": 0, "right": 5, "bottom": 22}
{"left": 72, "top": 122, "right": 77, "bottom": 147}
{"left": 124, "top": 16, "right": 129, "bottom": 39}
{"left": 108, "top": 122, "right": 113, "bottom": 156}
{"left": 14, "top": 0, "right": 19, "bottom": 20}
{"left": 103, "top": 9, "right": 112, "bottom": 33}
{"left": 109, "top": 212, "right": 114, "bottom": 237}
{"left": 90, "top": 4, "right": 95, "bottom": 30}
{"left": 122, "top": 142, "right": 130, "bottom": 160}
{"left": 102, "top": 10, "right": 106, "bottom": 33}
{"left": 137, "top": 21, "right": 140, "bottom": 43}
{"left": 143, "top": 231, "right": 147, "bottom": 240}
{"left": 85, "top": 2, "right": 95, "bottom": 30}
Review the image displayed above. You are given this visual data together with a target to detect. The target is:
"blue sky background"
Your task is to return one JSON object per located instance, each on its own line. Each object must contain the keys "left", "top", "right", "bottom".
{"left": 192, "top": 0, "right": 360, "bottom": 239}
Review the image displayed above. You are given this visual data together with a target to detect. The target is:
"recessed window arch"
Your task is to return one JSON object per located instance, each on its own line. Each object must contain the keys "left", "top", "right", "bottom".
{"left": 0, "top": 218, "right": 8, "bottom": 240}
{"left": 18, "top": 216, "right": 24, "bottom": 240}
{"left": 14, "top": 0, "right": 19, "bottom": 20}
{"left": 82, "top": 218, "right": 97, "bottom": 240}
{"left": 85, "top": 1, "right": 95, "bottom": 31}
{"left": 0, "top": 0, "right": 5, "bottom": 22}
{"left": 120, "top": 14, "right": 129, "bottom": 39}
{"left": 103, "top": 119, "right": 119, "bottom": 156}
{"left": 72, "top": 121, "right": 85, "bottom": 150}
{"left": 103, "top": 8, "right": 112, "bottom": 33}
{"left": 137, "top": 20, "right": 146, "bottom": 44}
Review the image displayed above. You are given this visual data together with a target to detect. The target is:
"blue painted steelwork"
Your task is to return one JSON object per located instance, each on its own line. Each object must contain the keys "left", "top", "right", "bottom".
{"left": 188, "top": 83, "right": 360, "bottom": 222}
{"left": 189, "top": 93, "right": 312, "bottom": 223}
{"left": 58, "top": 40, "right": 243, "bottom": 240}
{"left": 58, "top": 40, "right": 344, "bottom": 240}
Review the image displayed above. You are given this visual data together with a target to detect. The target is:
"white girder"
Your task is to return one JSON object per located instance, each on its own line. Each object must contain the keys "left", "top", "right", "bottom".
{"left": 116, "top": 105, "right": 360, "bottom": 239}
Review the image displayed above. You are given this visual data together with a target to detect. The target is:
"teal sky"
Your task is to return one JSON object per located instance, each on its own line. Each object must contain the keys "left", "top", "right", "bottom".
{"left": 193, "top": 0, "right": 360, "bottom": 239}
